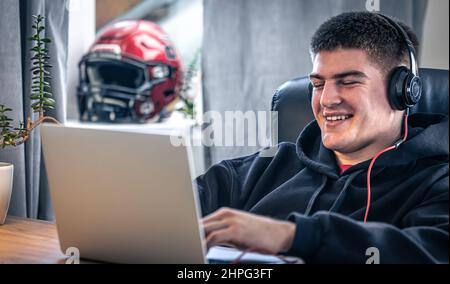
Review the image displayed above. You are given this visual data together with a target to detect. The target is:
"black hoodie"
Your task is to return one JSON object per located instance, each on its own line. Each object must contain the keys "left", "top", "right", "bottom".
{"left": 196, "top": 113, "right": 449, "bottom": 264}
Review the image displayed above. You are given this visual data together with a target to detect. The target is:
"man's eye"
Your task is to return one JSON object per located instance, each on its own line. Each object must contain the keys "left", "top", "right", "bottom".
{"left": 341, "top": 81, "right": 359, "bottom": 86}
{"left": 313, "top": 83, "right": 324, "bottom": 89}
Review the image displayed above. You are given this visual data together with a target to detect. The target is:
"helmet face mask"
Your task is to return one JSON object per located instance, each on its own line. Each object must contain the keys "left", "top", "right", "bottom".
{"left": 77, "top": 20, "right": 183, "bottom": 123}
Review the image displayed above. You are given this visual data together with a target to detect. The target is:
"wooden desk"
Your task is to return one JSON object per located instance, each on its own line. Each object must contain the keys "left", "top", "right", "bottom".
{"left": 0, "top": 217, "right": 299, "bottom": 264}
{"left": 0, "top": 216, "right": 68, "bottom": 264}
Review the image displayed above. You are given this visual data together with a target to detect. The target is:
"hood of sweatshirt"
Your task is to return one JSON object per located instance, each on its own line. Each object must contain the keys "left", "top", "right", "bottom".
{"left": 197, "top": 112, "right": 448, "bottom": 263}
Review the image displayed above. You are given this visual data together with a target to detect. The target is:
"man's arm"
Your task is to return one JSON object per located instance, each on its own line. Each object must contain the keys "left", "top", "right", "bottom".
{"left": 195, "top": 150, "right": 276, "bottom": 216}
{"left": 196, "top": 160, "right": 235, "bottom": 216}
{"left": 202, "top": 176, "right": 449, "bottom": 263}
{"left": 287, "top": 176, "right": 449, "bottom": 264}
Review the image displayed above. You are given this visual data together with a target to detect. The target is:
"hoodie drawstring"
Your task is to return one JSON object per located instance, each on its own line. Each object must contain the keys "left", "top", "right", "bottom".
{"left": 304, "top": 175, "right": 328, "bottom": 216}
{"left": 329, "top": 170, "right": 364, "bottom": 213}
{"left": 304, "top": 170, "right": 363, "bottom": 217}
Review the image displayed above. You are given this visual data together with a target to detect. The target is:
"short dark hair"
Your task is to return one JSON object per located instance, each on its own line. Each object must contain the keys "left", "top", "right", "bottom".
{"left": 310, "top": 12, "right": 419, "bottom": 76}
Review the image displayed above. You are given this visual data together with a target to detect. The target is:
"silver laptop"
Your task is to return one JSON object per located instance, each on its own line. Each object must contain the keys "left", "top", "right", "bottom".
{"left": 41, "top": 123, "right": 207, "bottom": 264}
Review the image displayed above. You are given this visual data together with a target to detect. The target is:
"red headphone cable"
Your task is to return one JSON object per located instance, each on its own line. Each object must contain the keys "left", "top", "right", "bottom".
{"left": 364, "top": 110, "right": 409, "bottom": 223}
{"left": 230, "top": 110, "right": 409, "bottom": 263}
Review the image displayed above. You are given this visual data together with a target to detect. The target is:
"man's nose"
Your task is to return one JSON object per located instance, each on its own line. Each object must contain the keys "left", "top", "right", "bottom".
{"left": 320, "top": 81, "right": 342, "bottom": 108}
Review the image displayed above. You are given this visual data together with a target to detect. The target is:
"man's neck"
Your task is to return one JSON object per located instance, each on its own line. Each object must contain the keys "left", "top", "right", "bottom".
{"left": 334, "top": 132, "right": 402, "bottom": 166}
{"left": 334, "top": 148, "right": 380, "bottom": 166}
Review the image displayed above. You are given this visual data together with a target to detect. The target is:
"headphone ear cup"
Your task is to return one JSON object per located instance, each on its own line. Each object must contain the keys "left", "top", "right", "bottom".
{"left": 388, "top": 66, "right": 410, "bottom": 110}
{"left": 307, "top": 82, "right": 313, "bottom": 102}
{"left": 405, "top": 74, "right": 422, "bottom": 107}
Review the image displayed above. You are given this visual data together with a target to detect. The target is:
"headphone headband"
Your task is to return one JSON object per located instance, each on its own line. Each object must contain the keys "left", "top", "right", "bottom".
{"left": 375, "top": 13, "right": 419, "bottom": 76}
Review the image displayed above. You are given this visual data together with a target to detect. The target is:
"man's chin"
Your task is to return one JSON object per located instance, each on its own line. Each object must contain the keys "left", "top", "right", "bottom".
{"left": 322, "top": 139, "right": 354, "bottom": 153}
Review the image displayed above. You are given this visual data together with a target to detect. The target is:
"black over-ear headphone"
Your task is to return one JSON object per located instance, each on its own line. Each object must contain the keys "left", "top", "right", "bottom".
{"left": 308, "top": 13, "right": 422, "bottom": 111}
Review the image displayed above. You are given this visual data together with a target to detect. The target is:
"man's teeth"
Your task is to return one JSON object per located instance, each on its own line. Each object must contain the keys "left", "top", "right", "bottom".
{"left": 325, "top": 115, "right": 351, "bottom": 121}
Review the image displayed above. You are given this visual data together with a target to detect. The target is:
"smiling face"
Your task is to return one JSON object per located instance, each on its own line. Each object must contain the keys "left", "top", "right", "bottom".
{"left": 310, "top": 48, "right": 404, "bottom": 164}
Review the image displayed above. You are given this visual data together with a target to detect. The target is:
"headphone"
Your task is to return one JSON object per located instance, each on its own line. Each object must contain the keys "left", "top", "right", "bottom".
{"left": 308, "top": 13, "right": 422, "bottom": 111}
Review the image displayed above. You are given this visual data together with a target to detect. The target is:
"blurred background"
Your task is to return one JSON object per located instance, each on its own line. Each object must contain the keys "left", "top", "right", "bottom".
{"left": 67, "top": 0, "right": 449, "bottom": 163}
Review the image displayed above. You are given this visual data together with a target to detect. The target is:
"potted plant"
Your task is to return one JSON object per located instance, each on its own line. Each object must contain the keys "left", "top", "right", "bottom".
{"left": 0, "top": 15, "right": 59, "bottom": 224}
{"left": 176, "top": 49, "right": 201, "bottom": 122}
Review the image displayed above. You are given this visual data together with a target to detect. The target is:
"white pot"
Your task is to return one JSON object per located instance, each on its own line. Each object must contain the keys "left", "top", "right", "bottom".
{"left": 0, "top": 162, "right": 13, "bottom": 225}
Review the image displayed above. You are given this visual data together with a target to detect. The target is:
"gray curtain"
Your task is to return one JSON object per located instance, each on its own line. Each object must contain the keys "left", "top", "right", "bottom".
{"left": 0, "top": 0, "right": 68, "bottom": 220}
{"left": 202, "top": 0, "right": 428, "bottom": 166}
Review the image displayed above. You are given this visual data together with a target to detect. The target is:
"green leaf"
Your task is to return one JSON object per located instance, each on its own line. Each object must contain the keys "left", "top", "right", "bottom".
{"left": 30, "top": 66, "right": 41, "bottom": 72}
{"left": 30, "top": 94, "right": 41, "bottom": 100}
{"left": 41, "top": 38, "right": 51, "bottom": 43}
{"left": 43, "top": 102, "right": 56, "bottom": 107}
{"left": 44, "top": 97, "right": 56, "bottom": 104}
{"left": 31, "top": 101, "right": 42, "bottom": 108}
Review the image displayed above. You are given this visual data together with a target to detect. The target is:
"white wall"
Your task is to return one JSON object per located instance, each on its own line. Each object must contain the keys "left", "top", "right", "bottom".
{"left": 66, "top": 0, "right": 96, "bottom": 120}
{"left": 420, "top": 0, "right": 449, "bottom": 69}
{"left": 157, "top": 0, "right": 203, "bottom": 66}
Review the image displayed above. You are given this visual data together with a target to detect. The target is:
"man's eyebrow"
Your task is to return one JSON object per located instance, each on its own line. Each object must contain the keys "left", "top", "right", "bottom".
{"left": 309, "top": 71, "right": 368, "bottom": 80}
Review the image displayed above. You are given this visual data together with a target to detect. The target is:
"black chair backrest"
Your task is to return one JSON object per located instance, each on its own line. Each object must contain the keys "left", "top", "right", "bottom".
{"left": 271, "top": 68, "right": 449, "bottom": 143}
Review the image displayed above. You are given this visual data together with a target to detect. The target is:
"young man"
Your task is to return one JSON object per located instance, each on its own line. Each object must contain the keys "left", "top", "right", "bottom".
{"left": 196, "top": 12, "right": 448, "bottom": 263}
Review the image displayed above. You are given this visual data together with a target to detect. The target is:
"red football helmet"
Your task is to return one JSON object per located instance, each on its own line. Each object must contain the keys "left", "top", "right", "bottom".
{"left": 77, "top": 20, "right": 183, "bottom": 123}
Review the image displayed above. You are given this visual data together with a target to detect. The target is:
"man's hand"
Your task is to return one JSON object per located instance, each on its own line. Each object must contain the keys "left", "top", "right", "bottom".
{"left": 202, "top": 207, "right": 296, "bottom": 255}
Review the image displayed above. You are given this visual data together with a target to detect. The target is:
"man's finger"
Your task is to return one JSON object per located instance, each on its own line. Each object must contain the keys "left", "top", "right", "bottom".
{"left": 205, "top": 227, "right": 234, "bottom": 249}
{"left": 202, "top": 207, "right": 235, "bottom": 224}
{"left": 203, "top": 220, "right": 229, "bottom": 235}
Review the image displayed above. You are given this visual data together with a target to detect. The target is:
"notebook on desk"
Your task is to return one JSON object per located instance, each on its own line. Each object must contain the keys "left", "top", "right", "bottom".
{"left": 41, "top": 123, "right": 291, "bottom": 264}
